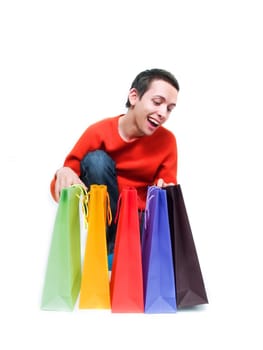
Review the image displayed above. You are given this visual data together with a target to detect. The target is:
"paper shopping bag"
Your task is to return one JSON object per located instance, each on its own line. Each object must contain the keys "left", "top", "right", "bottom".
{"left": 142, "top": 186, "right": 177, "bottom": 313}
{"left": 41, "top": 185, "right": 83, "bottom": 311}
{"left": 110, "top": 188, "right": 144, "bottom": 313}
{"left": 165, "top": 185, "right": 208, "bottom": 308}
{"left": 79, "top": 184, "right": 111, "bottom": 309}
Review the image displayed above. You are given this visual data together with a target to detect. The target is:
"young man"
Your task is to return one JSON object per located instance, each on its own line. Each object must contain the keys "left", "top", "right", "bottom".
{"left": 50, "top": 68, "right": 180, "bottom": 267}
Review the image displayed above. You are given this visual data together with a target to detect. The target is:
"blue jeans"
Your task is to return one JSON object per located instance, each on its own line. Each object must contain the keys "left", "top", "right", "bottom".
{"left": 80, "top": 150, "right": 144, "bottom": 269}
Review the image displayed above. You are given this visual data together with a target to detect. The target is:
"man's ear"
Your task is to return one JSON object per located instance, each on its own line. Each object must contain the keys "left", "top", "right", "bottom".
{"left": 128, "top": 88, "right": 138, "bottom": 107}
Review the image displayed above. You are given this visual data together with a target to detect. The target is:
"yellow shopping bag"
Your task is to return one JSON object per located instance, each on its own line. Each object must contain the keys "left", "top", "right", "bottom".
{"left": 79, "top": 184, "right": 112, "bottom": 309}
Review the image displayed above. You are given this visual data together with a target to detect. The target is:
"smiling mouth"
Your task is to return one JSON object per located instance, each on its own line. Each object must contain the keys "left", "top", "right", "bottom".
{"left": 147, "top": 116, "right": 160, "bottom": 127}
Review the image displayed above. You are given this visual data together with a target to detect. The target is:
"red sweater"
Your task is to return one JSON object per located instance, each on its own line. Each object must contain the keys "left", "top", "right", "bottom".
{"left": 50, "top": 115, "right": 177, "bottom": 209}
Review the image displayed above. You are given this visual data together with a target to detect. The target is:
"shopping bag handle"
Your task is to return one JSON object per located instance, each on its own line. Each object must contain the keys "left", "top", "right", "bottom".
{"left": 106, "top": 191, "right": 112, "bottom": 225}
{"left": 72, "top": 184, "right": 89, "bottom": 227}
{"left": 114, "top": 191, "right": 123, "bottom": 224}
{"left": 144, "top": 186, "right": 160, "bottom": 230}
{"left": 114, "top": 187, "right": 138, "bottom": 225}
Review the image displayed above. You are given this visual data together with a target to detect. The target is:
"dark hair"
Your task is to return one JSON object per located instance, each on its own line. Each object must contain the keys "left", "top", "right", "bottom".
{"left": 125, "top": 68, "right": 180, "bottom": 108}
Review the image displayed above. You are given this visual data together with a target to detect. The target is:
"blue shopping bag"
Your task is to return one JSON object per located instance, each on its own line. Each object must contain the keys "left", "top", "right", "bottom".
{"left": 142, "top": 186, "right": 177, "bottom": 313}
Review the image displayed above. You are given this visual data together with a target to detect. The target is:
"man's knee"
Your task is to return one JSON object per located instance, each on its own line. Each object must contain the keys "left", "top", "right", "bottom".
{"left": 80, "top": 150, "right": 116, "bottom": 183}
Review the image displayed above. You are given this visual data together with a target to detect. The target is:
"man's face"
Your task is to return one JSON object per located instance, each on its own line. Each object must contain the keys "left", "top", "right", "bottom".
{"left": 130, "top": 79, "right": 178, "bottom": 136}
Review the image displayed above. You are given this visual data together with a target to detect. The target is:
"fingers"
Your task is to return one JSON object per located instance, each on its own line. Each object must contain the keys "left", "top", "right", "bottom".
{"left": 157, "top": 178, "right": 165, "bottom": 187}
{"left": 54, "top": 167, "right": 85, "bottom": 201}
{"left": 54, "top": 184, "right": 60, "bottom": 202}
{"left": 156, "top": 178, "right": 175, "bottom": 188}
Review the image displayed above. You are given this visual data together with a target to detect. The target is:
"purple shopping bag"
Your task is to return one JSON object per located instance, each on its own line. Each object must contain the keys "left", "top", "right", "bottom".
{"left": 141, "top": 186, "right": 177, "bottom": 313}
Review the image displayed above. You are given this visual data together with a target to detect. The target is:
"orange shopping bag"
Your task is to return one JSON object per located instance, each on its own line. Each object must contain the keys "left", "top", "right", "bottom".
{"left": 79, "top": 184, "right": 112, "bottom": 309}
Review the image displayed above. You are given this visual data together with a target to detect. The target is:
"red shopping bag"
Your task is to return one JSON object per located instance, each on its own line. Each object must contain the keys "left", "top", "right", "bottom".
{"left": 110, "top": 188, "right": 144, "bottom": 313}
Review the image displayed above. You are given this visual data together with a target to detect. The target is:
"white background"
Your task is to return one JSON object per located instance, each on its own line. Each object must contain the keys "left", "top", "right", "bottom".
{"left": 1, "top": 0, "right": 262, "bottom": 348}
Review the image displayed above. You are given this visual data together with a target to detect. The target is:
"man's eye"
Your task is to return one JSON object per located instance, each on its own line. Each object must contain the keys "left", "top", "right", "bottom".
{"left": 153, "top": 100, "right": 161, "bottom": 105}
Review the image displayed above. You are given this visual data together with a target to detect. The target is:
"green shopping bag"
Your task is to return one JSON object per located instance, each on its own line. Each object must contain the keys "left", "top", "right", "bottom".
{"left": 41, "top": 185, "right": 85, "bottom": 311}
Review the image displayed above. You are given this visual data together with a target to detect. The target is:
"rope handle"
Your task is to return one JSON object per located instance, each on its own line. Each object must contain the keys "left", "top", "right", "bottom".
{"left": 72, "top": 184, "right": 112, "bottom": 227}
{"left": 72, "top": 184, "right": 89, "bottom": 228}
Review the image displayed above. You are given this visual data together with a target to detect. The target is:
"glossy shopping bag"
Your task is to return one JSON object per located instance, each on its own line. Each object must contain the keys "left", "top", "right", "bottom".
{"left": 110, "top": 188, "right": 144, "bottom": 313}
{"left": 41, "top": 185, "right": 83, "bottom": 311}
{"left": 142, "top": 186, "right": 177, "bottom": 313}
{"left": 79, "top": 184, "right": 111, "bottom": 309}
{"left": 165, "top": 185, "right": 208, "bottom": 308}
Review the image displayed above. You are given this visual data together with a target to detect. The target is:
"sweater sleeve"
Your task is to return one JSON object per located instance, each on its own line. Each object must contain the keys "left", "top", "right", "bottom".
{"left": 153, "top": 132, "right": 178, "bottom": 185}
{"left": 64, "top": 122, "right": 109, "bottom": 173}
{"left": 50, "top": 119, "right": 111, "bottom": 200}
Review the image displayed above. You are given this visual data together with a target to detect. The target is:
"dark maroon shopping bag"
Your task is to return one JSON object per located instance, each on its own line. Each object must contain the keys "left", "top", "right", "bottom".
{"left": 165, "top": 185, "right": 208, "bottom": 308}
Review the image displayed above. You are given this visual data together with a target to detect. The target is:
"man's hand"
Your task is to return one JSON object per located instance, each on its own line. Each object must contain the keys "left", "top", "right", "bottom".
{"left": 54, "top": 166, "right": 86, "bottom": 202}
{"left": 156, "top": 178, "right": 175, "bottom": 188}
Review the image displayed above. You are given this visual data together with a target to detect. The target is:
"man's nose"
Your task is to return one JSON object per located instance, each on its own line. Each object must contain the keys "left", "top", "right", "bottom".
{"left": 157, "top": 105, "right": 168, "bottom": 120}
